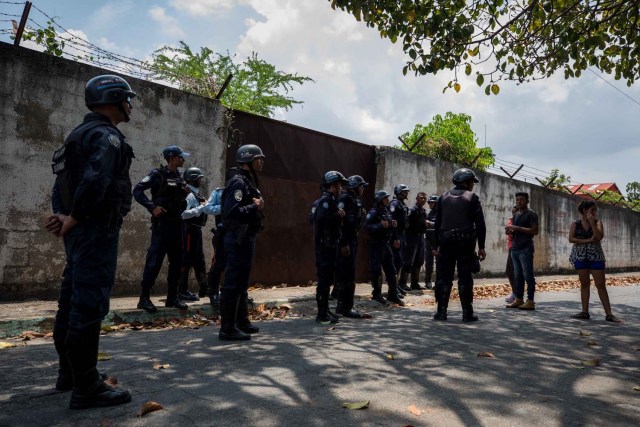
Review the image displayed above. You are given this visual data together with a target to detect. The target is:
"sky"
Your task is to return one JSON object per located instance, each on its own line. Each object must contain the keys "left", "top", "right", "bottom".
{"left": 3, "top": 0, "right": 639, "bottom": 194}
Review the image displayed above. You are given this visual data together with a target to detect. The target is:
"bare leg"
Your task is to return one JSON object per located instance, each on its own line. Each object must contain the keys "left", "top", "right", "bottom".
{"left": 577, "top": 269, "right": 591, "bottom": 313}
{"left": 591, "top": 270, "right": 613, "bottom": 316}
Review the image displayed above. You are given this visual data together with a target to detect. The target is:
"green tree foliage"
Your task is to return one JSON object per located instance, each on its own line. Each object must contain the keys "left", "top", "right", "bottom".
{"left": 150, "top": 42, "right": 313, "bottom": 117}
{"left": 18, "top": 19, "right": 65, "bottom": 56}
{"left": 328, "top": 0, "right": 640, "bottom": 94}
{"left": 540, "top": 168, "right": 571, "bottom": 191}
{"left": 398, "top": 112, "right": 494, "bottom": 170}
{"left": 626, "top": 181, "right": 640, "bottom": 202}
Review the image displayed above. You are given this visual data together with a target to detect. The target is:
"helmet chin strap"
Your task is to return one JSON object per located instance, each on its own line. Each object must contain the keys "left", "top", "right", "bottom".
{"left": 117, "top": 102, "right": 130, "bottom": 122}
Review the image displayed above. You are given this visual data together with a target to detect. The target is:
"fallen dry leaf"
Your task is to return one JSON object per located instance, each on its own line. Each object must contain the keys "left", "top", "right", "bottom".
{"left": 0, "top": 341, "right": 17, "bottom": 349}
{"left": 579, "top": 330, "right": 592, "bottom": 336}
{"left": 361, "top": 313, "right": 373, "bottom": 319}
{"left": 386, "top": 353, "right": 396, "bottom": 360}
{"left": 586, "top": 340, "right": 599, "bottom": 347}
{"left": 477, "top": 352, "right": 495, "bottom": 358}
{"left": 153, "top": 363, "right": 170, "bottom": 370}
{"left": 104, "top": 376, "right": 118, "bottom": 386}
{"left": 341, "top": 400, "right": 370, "bottom": 410}
{"left": 582, "top": 358, "right": 601, "bottom": 367}
{"left": 138, "top": 401, "right": 163, "bottom": 417}
{"left": 278, "top": 304, "right": 292, "bottom": 310}
{"left": 326, "top": 327, "right": 336, "bottom": 331}
{"left": 97, "top": 352, "right": 111, "bottom": 361}
{"left": 633, "top": 386, "right": 640, "bottom": 392}
{"left": 408, "top": 405, "right": 422, "bottom": 416}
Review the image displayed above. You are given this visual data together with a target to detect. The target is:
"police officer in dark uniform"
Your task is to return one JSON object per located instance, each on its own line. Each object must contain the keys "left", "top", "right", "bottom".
{"left": 314, "top": 171, "right": 348, "bottom": 324}
{"left": 424, "top": 195, "right": 438, "bottom": 289}
{"left": 390, "top": 184, "right": 410, "bottom": 295}
{"left": 134, "top": 145, "right": 191, "bottom": 312}
{"left": 44, "top": 74, "right": 134, "bottom": 409}
{"left": 403, "top": 192, "right": 428, "bottom": 291}
{"left": 179, "top": 167, "right": 208, "bottom": 300}
{"left": 433, "top": 168, "right": 486, "bottom": 322}
{"left": 218, "top": 144, "right": 265, "bottom": 341}
{"left": 335, "top": 175, "right": 368, "bottom": 318}
{"left": 365, "top": 191, "right": 404, "bottom": 306}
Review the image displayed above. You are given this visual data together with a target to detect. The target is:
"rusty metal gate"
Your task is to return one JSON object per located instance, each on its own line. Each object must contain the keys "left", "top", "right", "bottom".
{"left": 227, "top": 110, "right": 377, "bottom": 286}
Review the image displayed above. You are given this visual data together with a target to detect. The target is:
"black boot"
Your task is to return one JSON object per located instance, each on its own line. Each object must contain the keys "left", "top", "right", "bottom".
{"left": 335, "top": 283, "right": 346, "bottom": 315}
{"left": 371, "top": 276, "right": 388, "bottom": 305}
{"left": 386, "top": 277, "right": 405, "bottom": 306}
{"left": 236, "top": 294, "right": 259, "bottom": 334}
{"left": 166, "top": 281, "right": 189, "bottom": 310}
{"left": 460, "top": 286, "right": 479, "bottom": 322}
{"left": 410, "top": 267, "right": 425, "bottom": 290}
{"left": 397, "top": 268, "right": 411, "bottom": 293}
{"left": 67, "top": 324, "right": 131, "bottom": 409}
{"left": 54, "top": 325, "right": 72, "bottom": 391}
{"left": 341, "top": 283, "right": 363, "bottom": 318}
{"left": 219, "top": 295, "right": 251, "bottom": 341}
{"left": 316, "top": 290, "right": 339, "bottom": 324}
{"left": 137, "top": 288, "right": 157, "bottom": 313}
{"left": 196, "top": 269, "right": 208, "bottom": 298}
{"left": 178, "top": 268, "right": 199, "bottom": 301}
{"left": 207, "top": 270, "right": 220, "bottom": 306}
{"left": 433, "top": 285, "right": 451, "bottom": 321}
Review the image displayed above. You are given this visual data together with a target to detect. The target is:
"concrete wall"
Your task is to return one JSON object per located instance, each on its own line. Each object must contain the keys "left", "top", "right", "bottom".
{"left": 0, "top": 43, "right": 227, "bottom": 300}
{"left": 375, "top": 147, "right": 640, "bottom": 275}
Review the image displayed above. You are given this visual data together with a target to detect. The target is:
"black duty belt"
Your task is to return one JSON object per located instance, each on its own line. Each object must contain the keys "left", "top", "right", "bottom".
{"left": 441, "top": 230, "right": 476, "bottom": 240}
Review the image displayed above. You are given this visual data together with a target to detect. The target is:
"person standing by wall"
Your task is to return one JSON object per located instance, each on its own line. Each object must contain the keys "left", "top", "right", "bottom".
{"left": 504, "top": 205, "right": 518, "bottom": 304}
{"left": 218, "top": 145, "right": 265, "bottom": 341}
{"left": 45, "top": 74, "right": 135, "bottom": 409}
{"left": 506, "top": 192, "right": 539, "bottom": 311}
{"left": 390, "top": 184, "right": 410, "bottom": 296}
{"left": 569, "top": 200, "right": 622, "bottom": 323}
{"left": 424, "top": 195, "right": 438, "bottom": 290}
{"left": 433, "top": 169, "right": 486, "bottom": 322}
{"left": 404, "top": 192, "right": 428, "bottom": 291}
{"left": 134, "top": 146, "right": 191, "bottom": 313}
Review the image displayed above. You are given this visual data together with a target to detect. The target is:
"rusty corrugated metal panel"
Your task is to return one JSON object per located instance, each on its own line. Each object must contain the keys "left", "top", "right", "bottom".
{"left": 227, "top": 110, "right": 377, "bottom": 286}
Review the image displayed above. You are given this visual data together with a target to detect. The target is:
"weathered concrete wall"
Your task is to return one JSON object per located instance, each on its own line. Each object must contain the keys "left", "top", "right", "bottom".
{"left": 375, "top": 147, "right": 640, "bottom": 276}
{"left": 0, "top": 43, "right": 227, "bottom": 300}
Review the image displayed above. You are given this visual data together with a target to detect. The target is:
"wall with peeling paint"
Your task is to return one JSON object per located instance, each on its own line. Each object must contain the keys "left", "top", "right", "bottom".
{"left": 375, "top": 146, "right": 640, "bottom": 276}
{"left": 0, "top": 43, "right": 227, "bottom": 300}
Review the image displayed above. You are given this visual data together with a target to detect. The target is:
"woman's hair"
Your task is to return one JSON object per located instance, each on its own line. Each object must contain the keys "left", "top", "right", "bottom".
{"left": 578, "top": 200, "right": 597, "bottom": 213}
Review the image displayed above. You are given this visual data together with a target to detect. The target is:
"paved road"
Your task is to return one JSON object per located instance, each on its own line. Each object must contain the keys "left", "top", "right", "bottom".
{"left": 1, "top": 285, "right": 639, "bottom": 427}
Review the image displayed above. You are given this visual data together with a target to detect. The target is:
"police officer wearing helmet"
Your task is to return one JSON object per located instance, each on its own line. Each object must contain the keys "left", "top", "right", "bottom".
{"left": 433, "top": 168, "right": 486, "bottom": 322}
{"left": 313, "top": 171, "right": 348, "bottom": 324}
{"left": 218, "top": 144, "right": 265, "bottom": 341}
{"left": 179, "top": 167, "right": 208, "bottom": 300}
{"left": 424, "top": 195, "right": 439, "bottom": 289}
{"left": 390, "top": 184, "right": 410, "bottom": 296}
{"left": 364, "top": 190, "right": 405, "bottom": 306}
{"left": 335, "top": 175, "right": 369, "bottom": 318}
{"left": 44, "top": 74, "right": 135, "bottom": 408}
{"left": 134, "top": 145, "right": 191, "bottom": 313}
{"left": 403, "top": 192, "right": 429, "bottom": 291}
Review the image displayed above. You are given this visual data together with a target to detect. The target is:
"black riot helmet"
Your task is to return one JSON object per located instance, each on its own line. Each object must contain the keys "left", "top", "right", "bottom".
{"left": 374, "top": 190, "right": 391, "bottom": 203}
{"left": 184, "top": 167, "right": 204, "bottom": 182}
{"left": 394, "top": 184, "right": 410, "bottom": 195}
{"left": 452, "top": 168, "right": 479, "bottom": 185}
{"left": 85, "top": 75, "right": 136, "bottom": 108}
{"left": 323, "top": 171, "right": 348, "bottom": 187}
{"left": 236, "top": 144, "right": 265, "bottom": 163}
{"left": 346, "top": 175, "right": 369, "bottom": 189}
{"left": 427, "top": 195, "right": 439, "bottom": 203}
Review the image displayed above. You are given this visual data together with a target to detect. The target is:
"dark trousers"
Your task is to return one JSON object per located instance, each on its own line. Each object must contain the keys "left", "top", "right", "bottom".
{"left": 435, "top": 238, "right": 476, "bottom": 296}
{"left": 369, "top": 240, "right": 397, "bottom": 284}
{"left": 424, "top": 234, "right": 436, "bottom": 282}
{"left": 402, "top": 233, "right": 425, "bottom": 269}
{"left": 336, "top": 238, "right": 358, "bottom": 287}
{"left": 392, "top": 232, "right": 406, "bottom": 273}
{"left": 140, "top": 219, "right": 183, "bottom": 297}
{"left": 54, "top": 221, "right": 119, "bottom": 387}
{"left": 182, "top": 224, "right": 205, "bottom": 272}
{"left": 506, "top": 248, "right": 515, "bottom": 293}
{"left": 316, "top": 243, "right": 338, "bottom": 295}
{"left": 219, "top": 231, "right": 256, "bottom": 305}
{"left": 208, "top": 227, "right": 227, "bottom": 296}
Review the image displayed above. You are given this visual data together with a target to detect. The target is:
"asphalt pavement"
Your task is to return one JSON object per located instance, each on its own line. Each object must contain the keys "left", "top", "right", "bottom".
{"left": 0, "top": 281, "right": 639, "bottom": 427}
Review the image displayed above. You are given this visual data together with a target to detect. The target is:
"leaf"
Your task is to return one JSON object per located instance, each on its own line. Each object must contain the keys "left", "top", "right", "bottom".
{"left": 361, "top": 313, "right": 373, "bottom": 319}
{"left": 138, "top": 401, "right": 164, "bottom": 417}
{"left": 582, "top": 358, "right": 601, "bottom": 367}
{"left": 386, "top": 353, "right": 396, "bottom": 360}
{"left": 153, "top": 363, "right": 171, "bottom": 370}
{"left": 0, "top": 342, "right": 17, "bottom": 349}
{"left": 586, "top": 340, "right": 598, "bottom": 346}
{"left": 408, "top": 404, "right": 422, "bottom": 416}
{"left": 491, "top": 84, "right": 500, "bottom": 95}
{"left": 341, "top": 400, "right": 370, "bottom": 410}
{"left": 633, "top": 386, "right": 640, "bottom": 392}
{"left": 104, "top": 376, "right": 118, "bottom": 386}
{"left": 579, "top": 330, "right": 592, "bottom": 336}
{"left": 476, "top": 74, "right": 484, "bottom": 86}
{"left": 465, "top": 63, "right": 472, "bottom": 76}
{"left": 477, "top": 352, "right": 495, "bottom": 358}
{"left": 454, "top": 82, "right": 461, "bottom": 93}
{"left": 97, "top": 352, "right": 111, "bottom": 361}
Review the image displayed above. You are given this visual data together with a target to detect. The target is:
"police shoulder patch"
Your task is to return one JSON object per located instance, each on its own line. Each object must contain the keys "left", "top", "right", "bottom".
{"left": 311, "top": 207, "right": 316, "bottom": 214}
{"left": 108, "top": 134, "right": 120, "bottom": 149}
{"left": 141, "top": 175, "right": 151, "bottom": 183}
{"left": 390, "top": 206, "right": 396, "bottom": 212}
{"left": 322, "top": 202, "right": 329, "bottom": 209}
{"left": 338, "top": 202, "right": 344, "bottom": 209}
{"left": 234, "top": 189, "right": 243, "bottom": 201}
{"left": 366, "top": 213, "right": 371, "bottom": 219}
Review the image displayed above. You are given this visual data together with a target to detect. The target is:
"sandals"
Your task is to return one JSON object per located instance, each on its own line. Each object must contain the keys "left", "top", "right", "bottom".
{"left": 605, "top": 314, "right": 623, "bottom": 323}
{"left": 571, "top": 312, "right": 590, "bottom": 320}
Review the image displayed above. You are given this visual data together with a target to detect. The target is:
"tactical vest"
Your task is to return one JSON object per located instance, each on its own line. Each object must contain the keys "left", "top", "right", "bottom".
{"left": 184, "top": 190, "right": 208, "bottom": 227}
{"left": 390, "top": 198, "right": 408, "bottom": 232}
{"left": 366, "top": 206, "right": 394, "bottom": 242}
{"left": 439, "top": 189, "right": 474, "bottom": 231}
{"left": 222, "top": 172, "right": 264, "bottom": 234}
{"left": 407, "top": 205, "right": 428, "bottom": 234}
{"left": 153, "top": 168, "right": 188, "bottom": 219}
